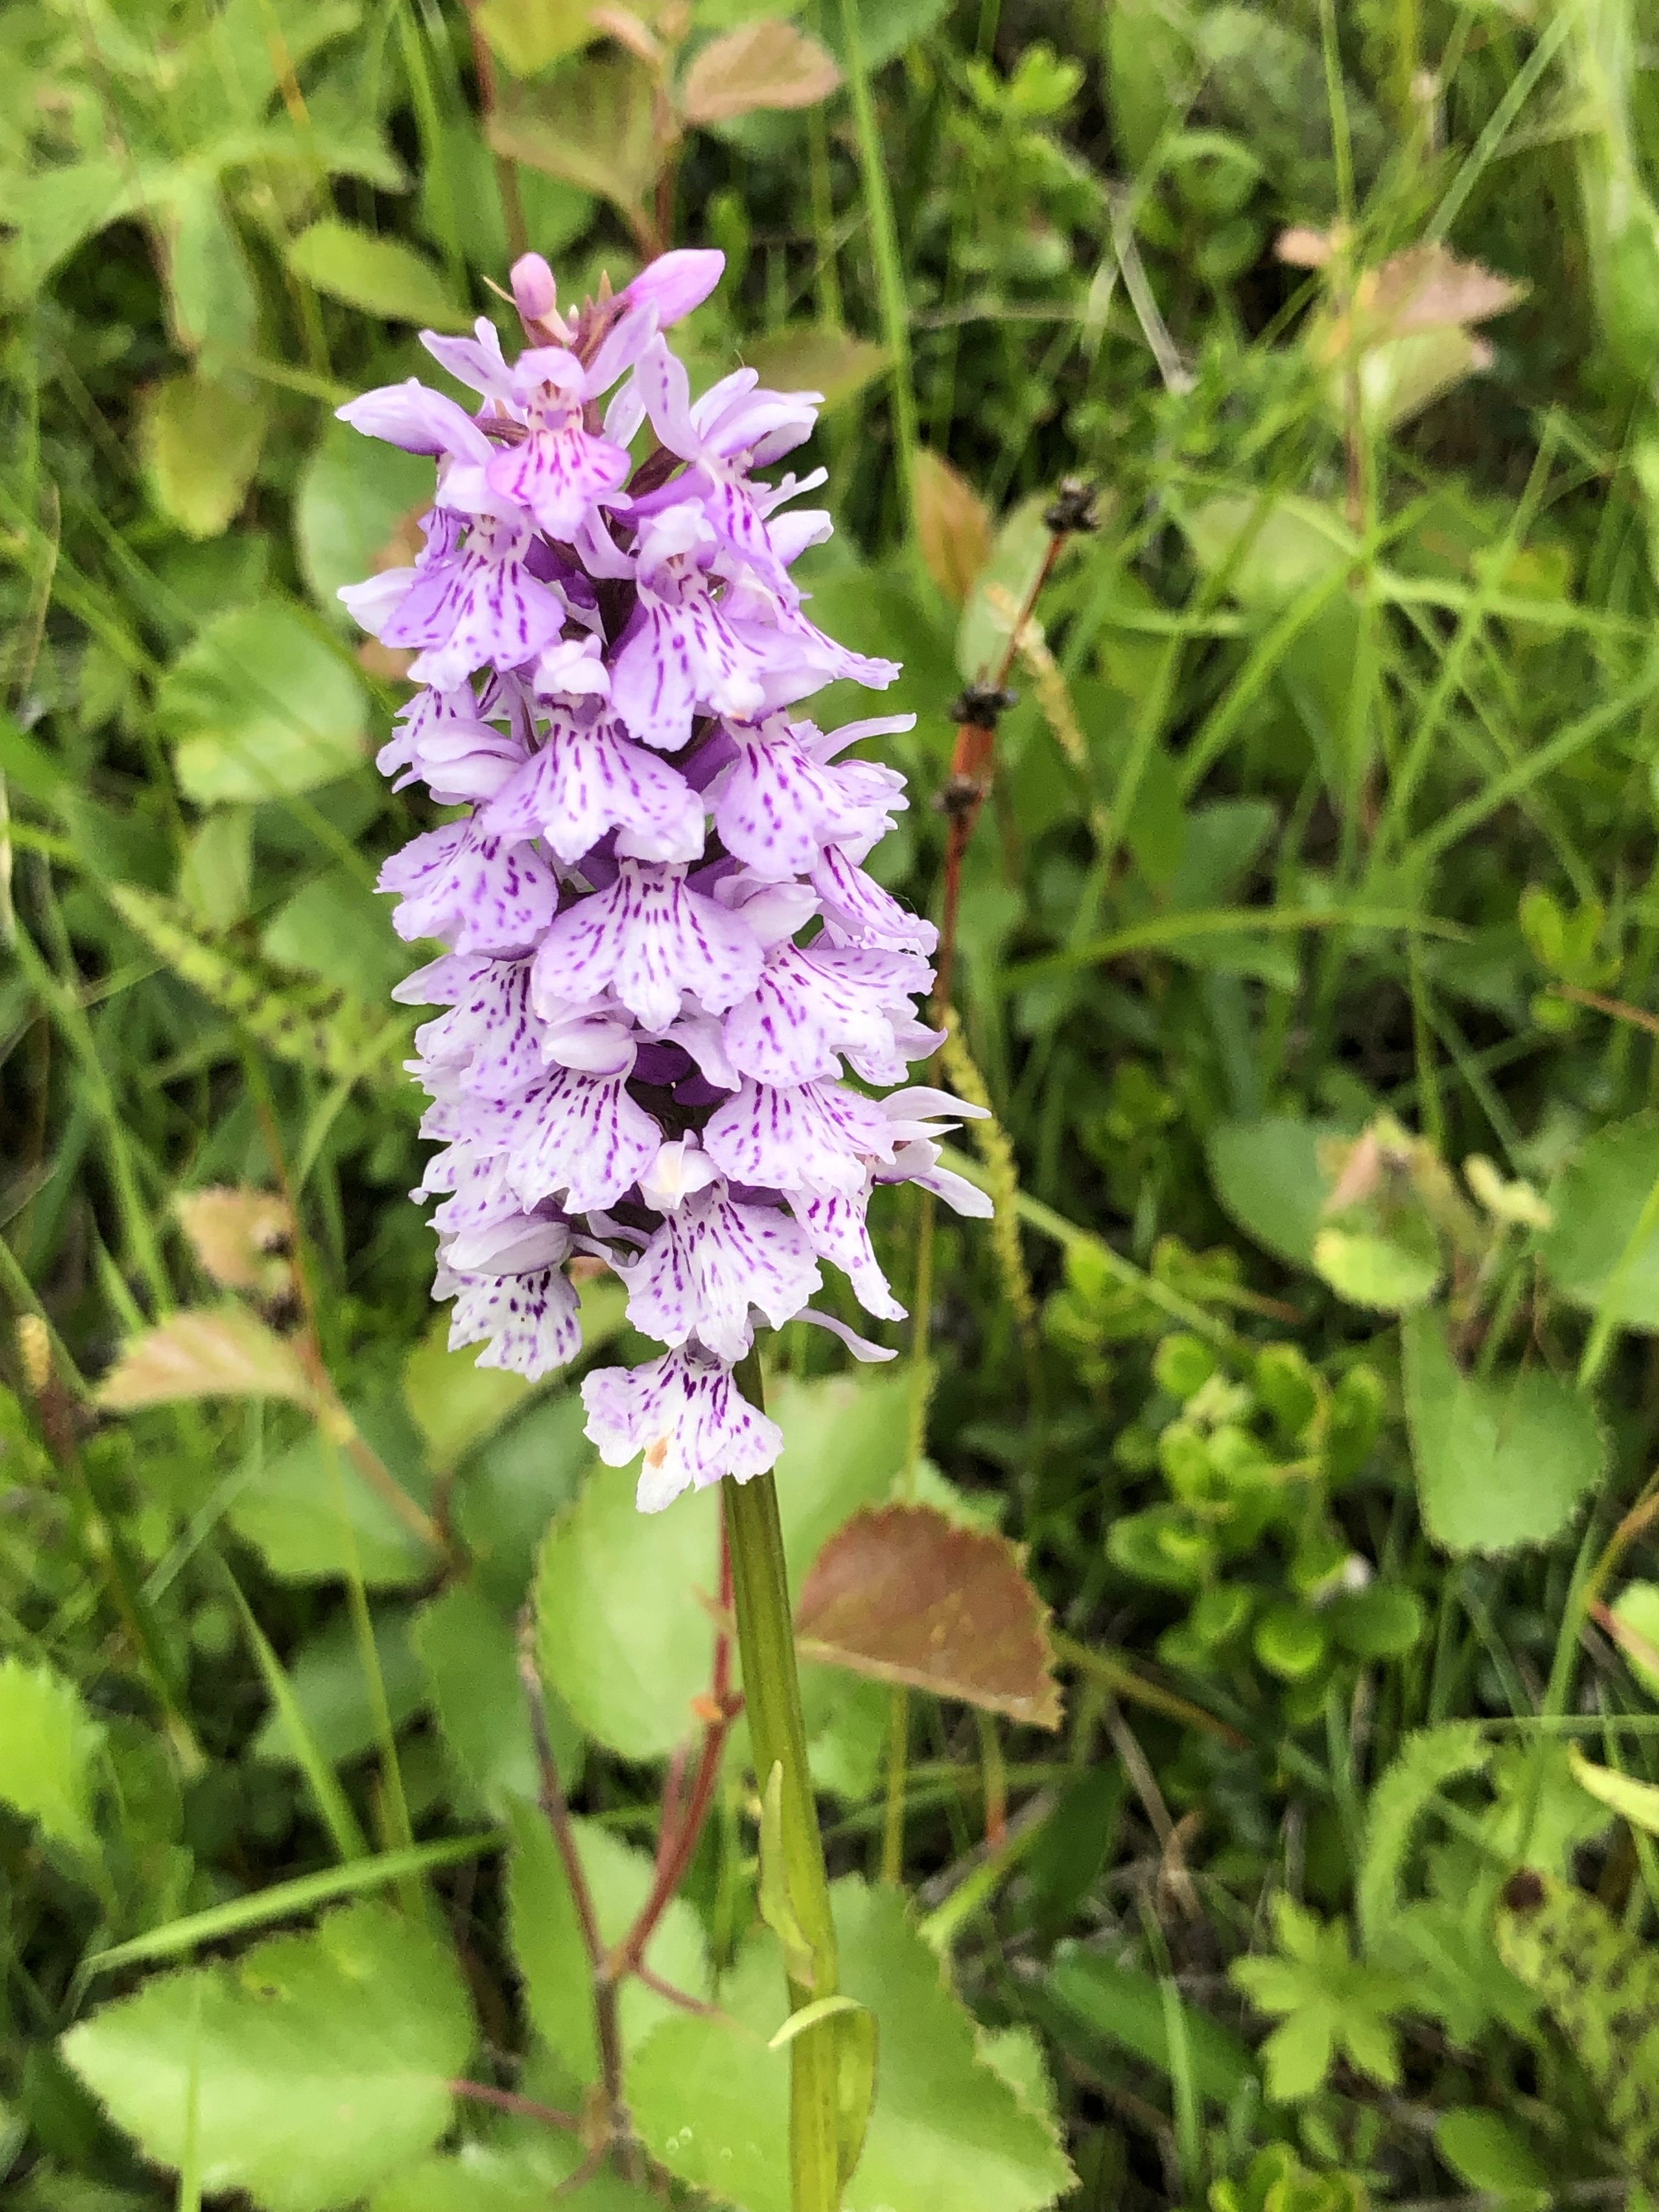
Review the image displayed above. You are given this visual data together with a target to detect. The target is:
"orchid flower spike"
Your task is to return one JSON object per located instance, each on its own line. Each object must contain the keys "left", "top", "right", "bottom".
{"left": 340, "top": 250, "right": 989, "bottom": 1511}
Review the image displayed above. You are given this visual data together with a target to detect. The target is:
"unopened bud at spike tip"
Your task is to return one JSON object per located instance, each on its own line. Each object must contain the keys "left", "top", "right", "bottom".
{"left": 510, "top": 252, "right": 557, "bottom": 324}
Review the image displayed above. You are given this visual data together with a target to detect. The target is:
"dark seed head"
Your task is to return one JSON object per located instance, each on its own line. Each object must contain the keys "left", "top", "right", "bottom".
{"left": 1043, "top": 477, "right": 1101, "bottom": 537}
{"left": 946, "top": 684, "right": 1018, "bottom": 729}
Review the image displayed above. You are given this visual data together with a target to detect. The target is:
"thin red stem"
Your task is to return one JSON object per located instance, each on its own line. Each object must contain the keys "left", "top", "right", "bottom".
{"left": 447, "top": 2080, "right": 578, "bottom": 2132}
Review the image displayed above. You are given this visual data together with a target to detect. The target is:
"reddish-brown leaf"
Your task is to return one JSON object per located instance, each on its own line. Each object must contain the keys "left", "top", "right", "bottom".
{"left": 795, "top": 1502, "right": 1062, "bottom": 1728}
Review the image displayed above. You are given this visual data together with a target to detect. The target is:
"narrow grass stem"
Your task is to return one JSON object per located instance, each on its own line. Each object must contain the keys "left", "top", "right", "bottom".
{"left": 725, "top": 1353, "right": 843, "bottom": 2212}
{"left": 836, "top": 0, "right": 917, "bottom": 528}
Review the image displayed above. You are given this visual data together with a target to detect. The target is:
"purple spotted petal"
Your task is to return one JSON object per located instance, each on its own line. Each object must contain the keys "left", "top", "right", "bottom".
{"left": 702, "top": 1078, "right": 895, "bottom": 1198}
{"left": 723, "top": 943, "right": 924, "bottom": 1088}
{"left": 485, "top": 421, "right": 631, "bottom": 540}
{"left": 379, "top": 822, "right": 560, "bottom": 956}
{"left": 385, "top": 520, "right": 568, "bottom": 689}
{"left": 484, "top": 712, "right": 704, "bottom": 866}
{"left": 623, "top": 1187, "right": 820, "bottom": 1360}
{"left": 532, "top": 860, "right": 763, "bottom": 1033}
{"left": 443, "top": 1263, "right": 582, "bottom": 1376}
{"left": 489, "top": 1065, "right": 660, "bottom": 1213}
{"left": 812, "top": 844, "right": 938, "bottom": 955}
{"left": 789, "top": 1190, "right": 906, "bottom": 1322}
{"left": 610, "top": 589, "right": 768, "bottom": 751}
{"left": 582, "top": 1345, "right": 782, "bottom": 1512}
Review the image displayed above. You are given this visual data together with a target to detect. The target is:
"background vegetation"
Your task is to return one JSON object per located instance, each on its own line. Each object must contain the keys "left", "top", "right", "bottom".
{"left": 10, "top": 0, "right": 1659, "bottom": 2205}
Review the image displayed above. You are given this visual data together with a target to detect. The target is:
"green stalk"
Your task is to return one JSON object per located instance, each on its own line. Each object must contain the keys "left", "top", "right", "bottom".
{"left": 725, "top": 1355, "right": 843, "bottom": 2212}
{"left": 836, "top": 0, "right": 917, "bottom": 531}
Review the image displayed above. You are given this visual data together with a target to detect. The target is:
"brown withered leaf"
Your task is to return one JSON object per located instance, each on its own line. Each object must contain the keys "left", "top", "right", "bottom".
{"left": 175, "top": 1187, "right": 294, "bottom": 1297}
{"left": 913, "top": 449, "right": 992, "bottom": 610}
{"left": 681, "top": 20, "right": 840, "bottom": 127}
{"left": 97, "top": 1308, "right": 318, "bottom": 1414}
{"left": 795, "top": 1502, "right": 1062, "bottom": 1728}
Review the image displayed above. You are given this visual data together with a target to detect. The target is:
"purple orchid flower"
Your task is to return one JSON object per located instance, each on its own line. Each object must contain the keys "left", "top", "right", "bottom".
{"left": 339, "top": 249, "right": 988, "bottom": 1511}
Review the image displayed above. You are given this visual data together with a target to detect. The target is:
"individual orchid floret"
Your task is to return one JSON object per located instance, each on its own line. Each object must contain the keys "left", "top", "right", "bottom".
{"left": 338, "top": 245, "right": 986, "bottom": 1513}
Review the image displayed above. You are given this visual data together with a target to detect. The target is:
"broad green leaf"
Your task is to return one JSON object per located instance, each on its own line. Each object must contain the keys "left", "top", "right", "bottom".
{"left": 454, "top": 1392, "right": 593, "bottom": 1607}
{"left": 1495, "top": 1872, "right": 1659, "bottom": 2179}
{"left": 957, "top": 494, "right": 1051, "bottom": 684}
{"left": 402, "top": 1322, "right": 532, "bottom": 1473}
{"left": 1182, "top": 493, "right": 1357, "bottom": 607}
{"left": 259, "top": 869, "right": 411, "bottom": 1001}
{"left": 1435, "top": 2109, "right": 1549, "bottom": 2207}
{"left": 287, "top": 222, "right": 467, "bottom": 329}
{"left": 1311, "top": 1219, "right": 1442, "bottom": 1311}
{"left": 742, "top": 324, "right": 890, "bottom": 413}
{"left": 412, "top": 1584, "right": 578, "bottom": 1818}
{"left": 0, "top": 1657, "right": 103, "bottom": 1858}
{"left": 160, "top": 176, "right": 259, "bottom": 359}
{"left": 227, "top": 1400, "right": 436, "bottom": 1589}
{"left": 294, "top": 419, "right": 432, "bottom": 621}
{"left": 489, "top": 55, "right": 657, "bottom": 223}
{"left": 1230, "top": 1896, "right": 1409, "bottom": 2103}
{"left": 534, "top": 1454, "right": 721, "bottom": 1762}
{"left": 140, "top": 375, "right": 267, "bottom": 541}
{"left": 250, "top": 1607, "right": 424, "bottom": 1769}
{"left": 1206, "top": 1117, "right": 1348, "bottom": 1270}
{"left": 2, "top": 159, "right": 139, "bottom": 297}
{"left": 475, "top": 0, "right": 597, "bottom": 76}
{"left": 1538, "top": 1114, "right": 1659, "bottom": 1330}
{"left": 629, "top": 1879, "right": 1074, "bottom": 2212}
{"left": 63, "top": 1903, "right": 475, "bottom": 2212}
{"left": 373, "top": 2138, "right": 656, "bottom": 2212}
{"left": 156, "top": 602, "right": 369, "bottom": 804}
{"left": 506, "top": 1803, "right": 708, "bottom": 2083}
{"left": 1401, "top": 1312, "right": 1605, "bottom": 1556}
{"left": 177, "top": 805, "right": 254, "bottom": 932}
{"left": 819, "top": 0, "right": 949, "bottom": 71}
{"left": 536, "top": 1370, "right": 910, "bottom": 1760}
{"left": 1045, "top": 1948, "right": 1255, "bottom": 2108}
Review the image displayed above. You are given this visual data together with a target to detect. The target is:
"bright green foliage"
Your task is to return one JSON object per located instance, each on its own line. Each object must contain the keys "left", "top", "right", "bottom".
{"left": 373, "top": 2138, "right": 656, "bottom": 2212}
{"left": 1495, "top": 1873, "right": 1659, "bottom": 2179}
{"left": 629, "top": 1880, "right": 1073, "bottom": 2212}
{"left": 1045, "top": 1948, "right": 1256, "bottom": 2108}
{"left": 1435, "top": 2108, "right": 1550, "bottom": 2207}
{"left": 1539, "top": 1115, "right": 1659, "bottom": 1330}
{"left": 61, "top": 1904, "right": 475, "bottom": 2212}
{"left": 1210, "top": 2144, "right": 1368, "bottom": 2212}
{"left": 0, "top": 1657, "right": 104, "bottom": 1858}
{"left": 1402, "top": 1312, "right": 1605, "bottom": 1554}
{"left": 506, "top": 1804, "right": 708, "bottom": 2082}
{"left": 1230, "top": 1898, "right": 1412, "bottom": 2102}
{"left": 156, "top": 603, "right": 369, "bottom": 805}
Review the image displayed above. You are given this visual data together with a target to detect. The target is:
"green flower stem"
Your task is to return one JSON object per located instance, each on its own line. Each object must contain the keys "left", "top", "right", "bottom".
{"left": 725, "top": 1351, "right": 843, "bottom": 2212}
